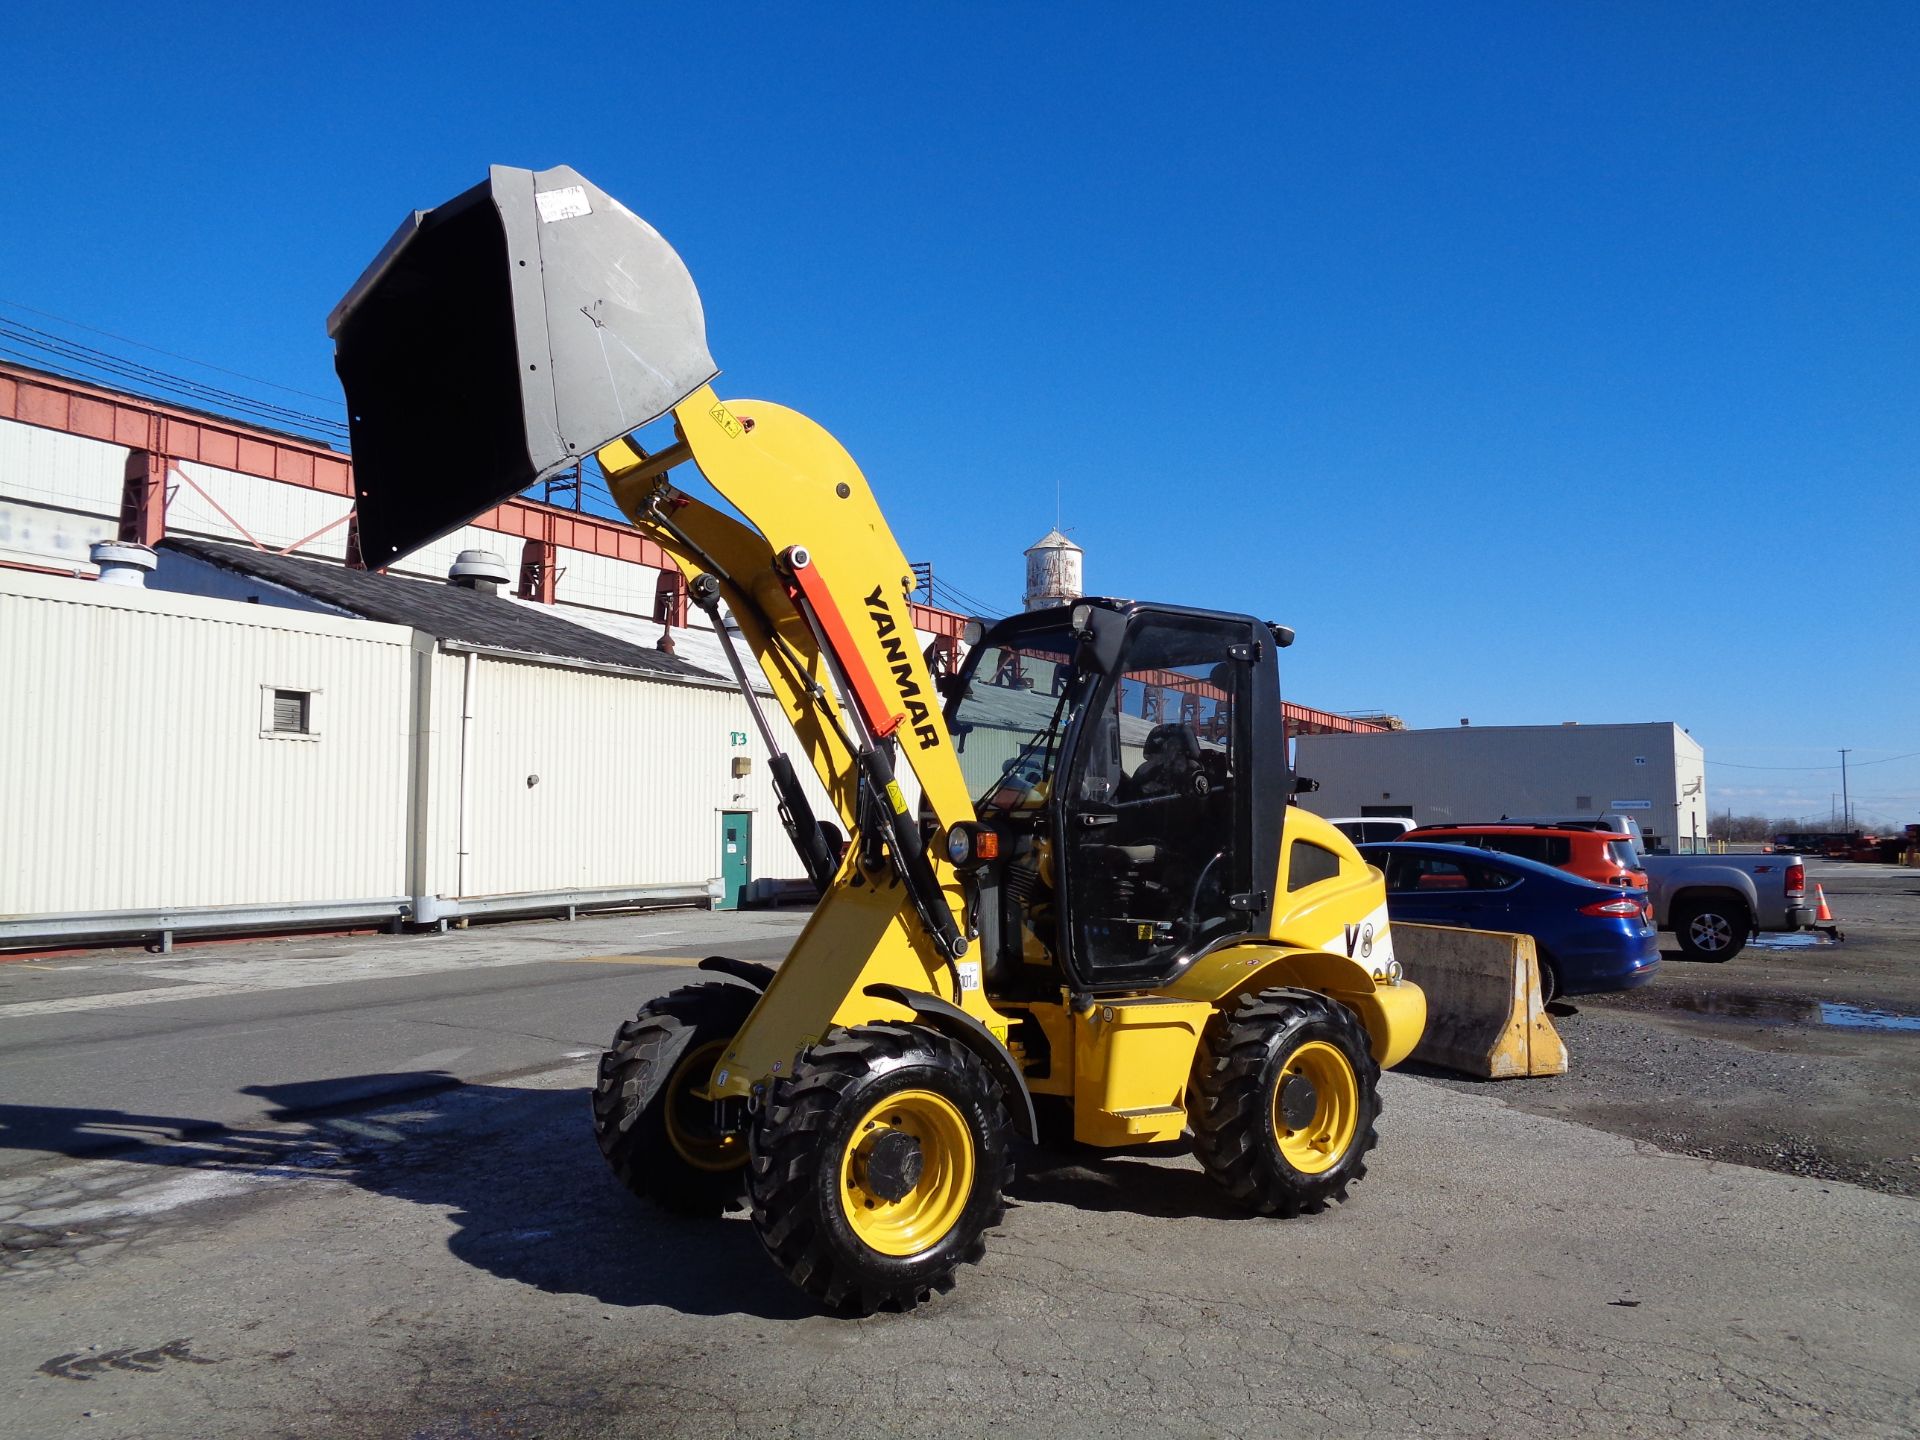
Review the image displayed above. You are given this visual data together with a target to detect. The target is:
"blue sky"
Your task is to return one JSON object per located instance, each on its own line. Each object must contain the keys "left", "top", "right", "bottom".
{"left": 3, "top": 3, "right": 1915, "bottom": 825}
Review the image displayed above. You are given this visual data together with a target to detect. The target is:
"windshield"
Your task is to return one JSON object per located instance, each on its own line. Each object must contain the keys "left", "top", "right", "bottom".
{"left": 948, "top": 627, "right": 1081, "bottom": 809}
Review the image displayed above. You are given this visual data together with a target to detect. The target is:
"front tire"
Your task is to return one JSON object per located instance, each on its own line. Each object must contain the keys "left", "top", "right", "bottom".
{"left": 1534, "top": 948, "right": 1561, "bottom": 1004}
{"left": 1674, "top": 900, "right": 1749, "bottom": 961}
{"left": 1192, "top": 990, "right": 1380, "bottom": 1217}
{"left": 747, "top": 1024, "right": 1012, "bottom": 1314}
{"left": 592, "top": 982, "right": 758, "bottom": 1217}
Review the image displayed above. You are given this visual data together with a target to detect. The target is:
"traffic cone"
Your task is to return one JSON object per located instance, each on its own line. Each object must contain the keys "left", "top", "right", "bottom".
{"left": 1815, "top": 884, "right": 1835, "bottom": 922}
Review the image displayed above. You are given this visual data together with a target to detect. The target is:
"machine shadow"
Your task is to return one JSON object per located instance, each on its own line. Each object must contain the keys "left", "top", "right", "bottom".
{"left": 1011, "top": 1143, "right": 1243, "bottom": 1220}
{"left": 0, "top": 1073, "right": 812, "bottom": 1321}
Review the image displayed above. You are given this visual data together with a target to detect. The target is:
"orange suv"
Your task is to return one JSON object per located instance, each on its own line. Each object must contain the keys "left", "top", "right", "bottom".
{"left": 1404, "top": 823, "right": 1649, "bottom": 892}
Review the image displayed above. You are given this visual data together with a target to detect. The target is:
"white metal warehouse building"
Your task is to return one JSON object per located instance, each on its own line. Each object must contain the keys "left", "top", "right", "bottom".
{"left": 0, "top": 553, "right": 853, "bottom": 948}
{"left": 1295, "top": 722, "right": 1708, "bottom": 854}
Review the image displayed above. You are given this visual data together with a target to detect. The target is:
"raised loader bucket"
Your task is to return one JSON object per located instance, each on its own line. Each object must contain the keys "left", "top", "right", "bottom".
{"left": 328, "top": 164, "right": 717, "bottom": 567}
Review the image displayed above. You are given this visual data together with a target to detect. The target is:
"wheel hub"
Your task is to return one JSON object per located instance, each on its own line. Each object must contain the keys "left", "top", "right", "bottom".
{"left": 1691, "top": 913, "right": 1732, "bottom": 950}
{"left": 860, "top": 1129, "right": 925, "bottom": 1202}
{"left": 1278, "top": 1074, "right": 1319, "bottom": 1130}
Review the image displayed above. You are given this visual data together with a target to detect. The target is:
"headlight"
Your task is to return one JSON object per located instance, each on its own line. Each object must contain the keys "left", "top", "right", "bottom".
{"left": 944, "top": 823, "right": 999, "bottom": 868}
{"left": 1070, "top": 602, "right": 1093, "bottom": 636}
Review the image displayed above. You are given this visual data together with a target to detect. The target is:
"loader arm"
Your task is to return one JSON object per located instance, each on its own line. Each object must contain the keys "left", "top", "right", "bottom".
{"left": 591, "top": 393, "right": 1008, "bottom": 1097}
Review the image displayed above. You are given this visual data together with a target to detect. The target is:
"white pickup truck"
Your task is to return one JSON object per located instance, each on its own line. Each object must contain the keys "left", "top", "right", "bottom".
{"left": 1506, "top": 815, "right": 1814, "bottom": 961}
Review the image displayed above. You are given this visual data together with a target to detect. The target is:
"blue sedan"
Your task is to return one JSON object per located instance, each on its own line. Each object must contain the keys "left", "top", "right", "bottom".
{"left": 1358, "top": 842, "right": 1661, "bottom": 1000}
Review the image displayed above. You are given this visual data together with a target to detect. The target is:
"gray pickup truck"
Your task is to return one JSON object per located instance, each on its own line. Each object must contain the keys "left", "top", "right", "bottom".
{"left": 1640, "top": 852, "right": 1814, "bottom": 960}
{"left": 1505, "top": 815, "right": 1814, "bottom": 961}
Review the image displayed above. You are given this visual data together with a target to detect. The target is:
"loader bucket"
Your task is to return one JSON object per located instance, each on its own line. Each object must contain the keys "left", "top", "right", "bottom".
{"left": 327, "top": 164, "right": 717, "bottom": 567}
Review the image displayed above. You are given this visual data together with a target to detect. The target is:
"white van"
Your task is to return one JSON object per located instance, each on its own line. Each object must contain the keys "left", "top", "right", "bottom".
{"left": 1325, "top": 816, "right": 1419, "bottom": 846}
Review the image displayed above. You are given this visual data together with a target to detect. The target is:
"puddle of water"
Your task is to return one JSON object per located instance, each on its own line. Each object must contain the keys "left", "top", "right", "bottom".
{"left": 1745, "top": 932, "right": 1833, "bottom": 950}
{"left": 1668, "top": 993, "right": 1816, "bottom": 1023}
{"left": 1819, "top": 1003, "right": 1920, "bottom": 1032}
{"left": 1665, "top": 992, "right": 1920, "bottom": 1032}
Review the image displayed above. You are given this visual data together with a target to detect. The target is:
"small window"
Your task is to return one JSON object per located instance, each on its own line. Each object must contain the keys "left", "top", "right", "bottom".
{"left": 1288, "top": 839, "right": 1342, "bottom": 891}
{"left": 261, "top": 685, "right": 319, "bottom": 739}
{"left": 272, "top": 689, "right": 311, "bottom": 733}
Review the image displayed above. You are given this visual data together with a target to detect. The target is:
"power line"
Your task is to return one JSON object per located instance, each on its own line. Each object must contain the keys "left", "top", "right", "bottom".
{"left": 0, "top": 297, "right": 345, "bottom": 406}
{"left": 0, "top": 315, "right": 349, "bottom": 431}
{"left": 1706, "top": 750, "right": 1920, "bottom": 772}
{"left": 0, "top": 322, "right": 349, "bottom": 442}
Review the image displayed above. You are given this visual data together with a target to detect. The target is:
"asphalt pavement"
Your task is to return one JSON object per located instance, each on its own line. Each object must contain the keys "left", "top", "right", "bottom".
{"left": 2, "top": 906, "right": 1916, "bottom": 1438}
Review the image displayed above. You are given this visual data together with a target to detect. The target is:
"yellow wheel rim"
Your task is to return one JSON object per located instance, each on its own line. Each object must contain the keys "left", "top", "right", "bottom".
{"left": 662, "top": 1040, "right": 745, "bottom": 1173}
{"left": 838, "top": 1089, "right": 976, "bottom": 1257}
{"left": 1272, "top": 1040, "right": 1360, "bottom": 1175}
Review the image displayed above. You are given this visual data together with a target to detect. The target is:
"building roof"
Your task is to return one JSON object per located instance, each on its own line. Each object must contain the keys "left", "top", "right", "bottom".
{"left": 161, "top": 537, "right": 723, "bottom": 683}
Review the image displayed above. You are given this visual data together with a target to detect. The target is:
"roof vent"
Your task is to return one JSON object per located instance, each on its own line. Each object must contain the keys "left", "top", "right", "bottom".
{"left": 91, "top": 541, "right": 158, "bottom": 588}
{"left": 448, "top": 549, "right": 510, "bottom": 595}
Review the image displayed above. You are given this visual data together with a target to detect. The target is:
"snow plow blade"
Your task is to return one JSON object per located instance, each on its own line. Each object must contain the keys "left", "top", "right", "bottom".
{"left": 327, "top": 164, "right": 717, "bottom": 568}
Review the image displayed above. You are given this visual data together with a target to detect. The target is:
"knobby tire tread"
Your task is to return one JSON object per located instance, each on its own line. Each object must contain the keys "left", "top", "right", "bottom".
{"left": 747, "top": 1023, "right": 1012, "bottom": 1315}
{"left": 591, "top": 981, "right": 758, "bottom": 1217}
{"left": 1190, "top": 988, "right": 1381, "bottom": 1218}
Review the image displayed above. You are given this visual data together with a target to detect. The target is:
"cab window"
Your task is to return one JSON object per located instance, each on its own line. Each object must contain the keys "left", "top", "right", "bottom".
{"left": 1288, "top": 839, "right": 1342, "bottom": 891}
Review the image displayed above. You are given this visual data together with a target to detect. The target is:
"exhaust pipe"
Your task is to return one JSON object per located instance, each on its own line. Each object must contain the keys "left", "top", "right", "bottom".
{"left": 328, "top": 165, "right": 718, "bottom": 568}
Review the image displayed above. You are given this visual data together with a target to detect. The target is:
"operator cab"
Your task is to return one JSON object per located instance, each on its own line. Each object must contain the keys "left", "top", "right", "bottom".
{"left": 946, "top": 599, "right": 1291, "bottom": 996}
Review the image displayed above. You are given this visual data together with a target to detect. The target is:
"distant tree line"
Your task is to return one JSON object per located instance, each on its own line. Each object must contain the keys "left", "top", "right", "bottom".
{"left": 1711, "top": 813, "right": 1913, "bottom": 841}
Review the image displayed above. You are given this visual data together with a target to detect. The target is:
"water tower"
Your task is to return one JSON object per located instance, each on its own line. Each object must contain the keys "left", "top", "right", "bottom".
{"left": 1023, "top": 529, "right": 1083, "bottom": 611}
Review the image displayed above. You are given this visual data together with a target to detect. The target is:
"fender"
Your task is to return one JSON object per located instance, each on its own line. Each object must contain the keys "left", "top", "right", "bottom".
{"left": 864, "top": 983, "right": 1039, "bottom": 1142}
{"left": 699, "top": 955, "right": 777, "bottom": 990}
{"left": 1162, "top": 942, "right": 1426, "bottom": 1070}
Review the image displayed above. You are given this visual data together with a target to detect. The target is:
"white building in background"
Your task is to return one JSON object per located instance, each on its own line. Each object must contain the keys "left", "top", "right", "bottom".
{"left": 0, "top": 540, "right": 856, "bottom": 949}
{"left": 1295, "top": 722, "right": 1708, "bottom": 854}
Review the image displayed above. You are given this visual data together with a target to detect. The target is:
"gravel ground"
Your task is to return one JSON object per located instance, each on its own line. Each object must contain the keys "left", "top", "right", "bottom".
{"left": 1415, "top": 860, "right": 1920, "bottom": 1196}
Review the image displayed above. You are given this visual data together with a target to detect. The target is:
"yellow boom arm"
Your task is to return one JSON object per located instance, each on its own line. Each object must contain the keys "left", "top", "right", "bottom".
{"left": 597, "top": 389, "right": 1012, "bottom": 1100}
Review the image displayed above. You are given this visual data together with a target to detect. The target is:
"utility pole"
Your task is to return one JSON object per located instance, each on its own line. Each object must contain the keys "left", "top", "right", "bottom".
{"left": 1839, "top": 749, "right": 1852, "bottom": 830}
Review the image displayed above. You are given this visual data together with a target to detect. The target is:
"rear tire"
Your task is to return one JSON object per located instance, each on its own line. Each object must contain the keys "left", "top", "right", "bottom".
{"left": 1192, "top": 990, "right": 1380, "bottom": 1217}
{"left": 592, "top": 982, "right": 758, "bottom": 1217}
{"left": 1674, "top": 900, "right": 1749, "bottom": 961}
{"left": 747, "top": 1024, "right": 1011, "bottom": 1314}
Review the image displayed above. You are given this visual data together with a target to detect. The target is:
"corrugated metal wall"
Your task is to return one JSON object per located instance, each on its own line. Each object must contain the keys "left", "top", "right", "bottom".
{"left": 435, "top": 654, "right": 845, "bottom": 899}
{"left": 0, "top": 571, "right": 413, "bottom": 914}
{"left": 2, "top": 569, "right": 928, "bottom": 925}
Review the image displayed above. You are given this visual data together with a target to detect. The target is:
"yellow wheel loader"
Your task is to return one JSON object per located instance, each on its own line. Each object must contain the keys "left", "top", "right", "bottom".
{"left": 330, "top": 165, "right": 1427, "bottom": 1314}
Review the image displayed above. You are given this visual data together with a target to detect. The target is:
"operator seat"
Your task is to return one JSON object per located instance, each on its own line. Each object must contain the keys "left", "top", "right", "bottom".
{"left": 1127, "top": 722, "right": 1202, "bottom": 800}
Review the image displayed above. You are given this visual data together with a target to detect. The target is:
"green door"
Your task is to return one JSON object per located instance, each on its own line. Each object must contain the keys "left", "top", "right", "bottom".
{"left": 719, "top": 811, "right": 752, "bottom": 910}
